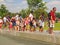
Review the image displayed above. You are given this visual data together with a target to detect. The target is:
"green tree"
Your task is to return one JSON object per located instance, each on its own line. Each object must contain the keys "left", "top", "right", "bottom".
{"left": 0, "top": 4, "right": 9, "bottom": 17}
{"left": 27, "top": 0, "right": 47, "bottom": 19}
{"left": 34, "top": 9, "right": 47, "bottom": 19}
{"left": 20, "top": 9, "right": 27, "bottom": 18}
{"left": 27, "top": 0, "right": 47, "bottom": 11}
{"left": 19, "top": 8, "right": 31, "bottom": 18}
{"left": 56, "top": 12, "right": 60, "bottom": 18}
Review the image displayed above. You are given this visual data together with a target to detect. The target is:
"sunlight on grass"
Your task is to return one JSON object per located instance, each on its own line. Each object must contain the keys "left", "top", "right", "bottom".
{"left": 44, "top": 22, "right": 60, "bottom": 30}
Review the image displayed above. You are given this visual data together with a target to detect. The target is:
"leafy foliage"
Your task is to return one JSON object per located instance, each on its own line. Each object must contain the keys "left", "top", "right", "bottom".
{"left": 0, "top": 4, "right": 9, "bottom": 17}
{"left": 56, "top": 12, "right": 60, "bottom": 18}
{"left": 27, "top": 0, "right": 47, "bottom": 19}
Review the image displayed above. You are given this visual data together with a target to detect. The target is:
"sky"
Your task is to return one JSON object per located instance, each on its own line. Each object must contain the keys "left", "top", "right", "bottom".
{"left": 43, "top": 0, "right": 60, "bottom": 12}
{"left": 0, "top": 0, "right": 60, "bottom": 13}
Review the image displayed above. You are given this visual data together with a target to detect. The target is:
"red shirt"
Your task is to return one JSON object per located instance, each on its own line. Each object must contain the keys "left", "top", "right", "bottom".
{"left": 50, "top": 11, "right": 56, "bottom": 21}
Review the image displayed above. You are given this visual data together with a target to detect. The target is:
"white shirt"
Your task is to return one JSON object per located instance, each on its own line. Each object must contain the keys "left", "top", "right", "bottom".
{"left": 39, "top": 20, "right": 44, "bottom": 27}
{"left": 3, "top": 17, "right": 7, "bottom": 22}
{"left": 29, "top": 13, "right": 33, "bottom": 20}
{"left": 15, "top": 15, "right": 19, "bottom": 20}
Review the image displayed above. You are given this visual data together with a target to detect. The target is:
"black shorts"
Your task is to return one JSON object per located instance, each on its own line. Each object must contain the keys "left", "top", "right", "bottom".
{"left": 39, "top": 26, "right": 42, "bottom": 28}
{"left": 30, "top": 22, "right": 33, "bottom": 27}
{"left": 13, "top": 22, "right": 16, "bottom": 26}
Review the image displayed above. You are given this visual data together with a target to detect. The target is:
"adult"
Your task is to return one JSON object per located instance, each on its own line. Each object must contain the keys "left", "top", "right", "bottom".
{"left": 15, "top": 14, "right": 19, "bottom": 21}
{"left": 6, "top": 15, "right": 11, "bottom": 22}
{"left": 29, "top": 11, "right": 33, "bottom": 21}
{"left": 48, "top": 7, "right": 56, "bottom": 34}
{"left": 3, "top": 16, "right": 7, "bottom": 27}
{"left": 19, "top": 14, "right": 22, "bottom": 20}
{"left": 11, "top": 16, "right": 16, "bottom": 30}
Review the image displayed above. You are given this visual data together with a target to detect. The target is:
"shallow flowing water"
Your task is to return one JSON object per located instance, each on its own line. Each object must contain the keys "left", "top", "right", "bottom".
{"left": 0, "top": 35, "right": 56, "bottom": 45}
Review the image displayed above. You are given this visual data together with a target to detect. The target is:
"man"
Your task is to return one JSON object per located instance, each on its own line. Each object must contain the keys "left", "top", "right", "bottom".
{"left": 48, "top": 7, "right": 56, "bottom": 34}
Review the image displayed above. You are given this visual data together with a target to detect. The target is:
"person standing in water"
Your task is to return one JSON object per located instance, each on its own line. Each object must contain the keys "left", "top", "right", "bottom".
{"left": 48, "top": 7, "right": 56, "bottom": 34}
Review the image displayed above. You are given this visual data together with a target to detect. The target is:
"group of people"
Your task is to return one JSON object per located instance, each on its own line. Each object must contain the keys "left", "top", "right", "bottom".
{"left": 0, "top": 7, "right": 56, "bottom": 34}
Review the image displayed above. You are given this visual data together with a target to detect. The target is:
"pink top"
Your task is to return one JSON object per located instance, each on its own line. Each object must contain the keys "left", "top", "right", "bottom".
{"left": 9, "top": 23, "right": 13, "bottom": 28}
{"left": 25, "top": 19, "right": 29, "bottom": 25}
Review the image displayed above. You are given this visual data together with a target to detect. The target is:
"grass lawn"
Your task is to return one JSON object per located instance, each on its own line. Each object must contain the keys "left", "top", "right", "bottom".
{"left": 44, "top": 22, "right": 60, "bottom": 31}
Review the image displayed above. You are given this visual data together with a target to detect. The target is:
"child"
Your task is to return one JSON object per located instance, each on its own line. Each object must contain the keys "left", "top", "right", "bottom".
{"left": 22, "top": 19, "right": 25, "bottom": 31}
{"left": 32, "top": 18, "right": 36, "bottom": 32}
{"left": 25, "top": 16, "right": 30, "bottom": 31}
{"left": 9, "top": 21, "right": 13, "bottom": 31}
{"left": 0, "top": 17, "right": 3, "bottom": 30}
{"left": 16, "top": 20, "right": 20, "bottom": 31}
{"left": 39, "top": 17, "right": 44, "bottom": 32}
